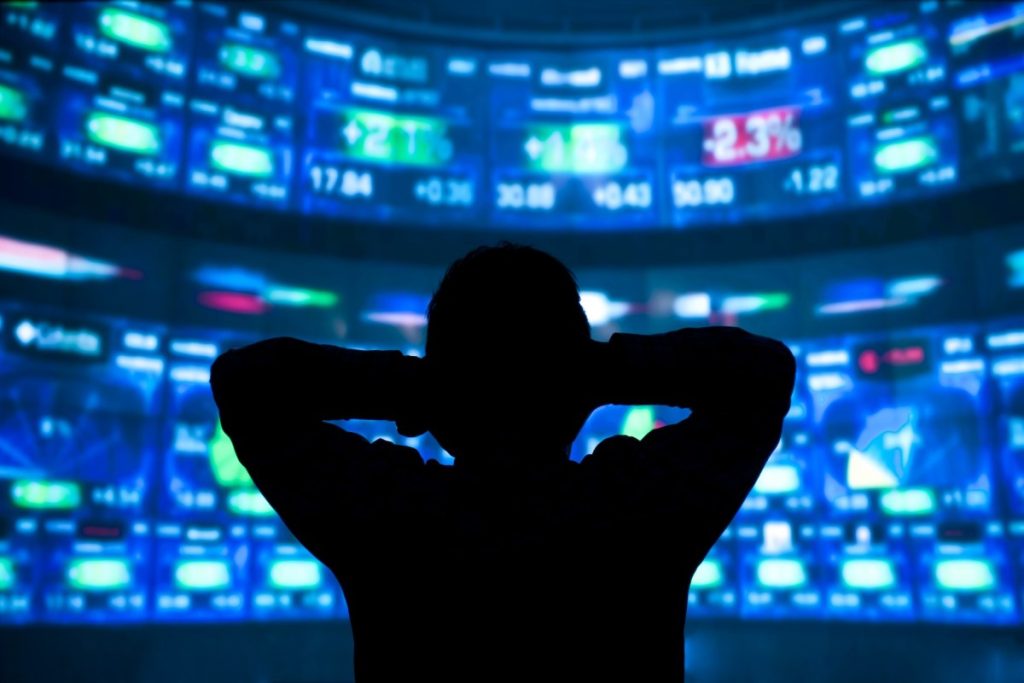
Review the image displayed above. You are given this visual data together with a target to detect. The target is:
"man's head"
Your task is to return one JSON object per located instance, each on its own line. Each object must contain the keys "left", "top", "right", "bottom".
{"left": 426, "top": 244, "right": 592, "bottom": 463}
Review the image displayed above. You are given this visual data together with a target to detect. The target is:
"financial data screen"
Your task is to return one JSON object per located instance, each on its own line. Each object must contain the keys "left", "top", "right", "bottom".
{"left": 2, "top": 0, "right": 1024, "bottom": 632}
{"left": 0, "top": 211, "right": 1022, "bottom": 626}
{"left": 3, "top": 1, "right": 1024, "bottom": 229}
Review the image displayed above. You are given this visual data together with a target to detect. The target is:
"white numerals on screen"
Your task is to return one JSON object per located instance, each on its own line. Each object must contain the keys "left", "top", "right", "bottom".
{"left": 414, "top": 177, "right": 474, "bottom": 206}
{"left": 496, "top": 182, "right": 555, "bottom": 210}
{"left": 788, "top": 163, "right": 839, "bottom": 195}
{"left": 711, "top": 119, "right": 739, "bottom": 164}
{"left": 592, "top": 181, "right": 652, "bottom": 210}
{"left": 309, "top": 165, "right": 373, "bottom": 198}
{"left": 672, "top": 177, "right": 735, "bottom": 207}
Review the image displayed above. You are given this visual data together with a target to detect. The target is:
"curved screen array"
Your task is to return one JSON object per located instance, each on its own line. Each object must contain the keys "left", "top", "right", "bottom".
{"left": 1, "top": 206, "right": 1024, "bottom": 625}
{"left": 3, "top": 1, "right": 1024, "bottom": 229}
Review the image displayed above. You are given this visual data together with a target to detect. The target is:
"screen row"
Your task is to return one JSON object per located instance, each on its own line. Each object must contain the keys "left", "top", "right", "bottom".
{"left": 1, "top": 303, "right": 1023, "bottom": 624}
{"left": 3, "top": 1, "right": 1024, "bottom": 228}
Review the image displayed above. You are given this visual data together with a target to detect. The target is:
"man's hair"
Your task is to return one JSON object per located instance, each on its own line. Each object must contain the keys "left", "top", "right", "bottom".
{"left": 426, "top": 243, "right": 590, "bottom": 363}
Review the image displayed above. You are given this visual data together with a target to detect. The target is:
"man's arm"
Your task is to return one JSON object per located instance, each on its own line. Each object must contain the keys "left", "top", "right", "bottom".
{"left": 209, "top": 337, "right": 428, "bottom": 566}
{"left": 587, "top": 326, "right": 796, "bottom": 558}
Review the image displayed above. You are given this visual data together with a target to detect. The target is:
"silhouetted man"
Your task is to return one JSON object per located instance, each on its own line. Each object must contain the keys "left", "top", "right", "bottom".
{"left": 210, "top": 244, "right": 796, "bottom": 682}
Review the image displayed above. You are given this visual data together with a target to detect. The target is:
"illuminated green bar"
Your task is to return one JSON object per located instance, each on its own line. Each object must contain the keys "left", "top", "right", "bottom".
{"left": 227, "top": 489, "right": 275, "bottom": 517}
{"left": 879, "top": 488, "right": 936, "bottom": 516}
{"left": 98, "top": 7, "right": 172, "bottom": 53}
{"left": 269, "top": 559, "right": 322, "bottom": 589}
{"left": 865, "top": 39, "right": 927, "bottom": 76}
{"left": 209, "top": 420, "right": 253, "bottom": 488}
{"left": 934, "top": 559, "right": 995, "bottom": 592}
{"left": 219, "top": 44, "right": 281, "bottom": 80}
{"left": 264, "top": 286, "right": 338, "bottom": 308}
{"left": 526, "top": 123, "right": 627, "bottom": 175}
{"left": 86, "top": 112, "right": 161, "bottom": 155}
{"left": 210, "top": 140, "right": 274, "bottom": 177}
{"left": 873, "top": 137, "right": 938, "bottom": 174}
{"left": 756, "top": 558, "right": 807, "bottom": 589}
{"left": 67, "top": 558, "right": 131, "bottom": 591}
{"left": 722, "top": 293, "right": 791, "bottom": 315}
{"left": 691, "top": 559, "right": 724, "bottom": 589}
{"left": 11, "top": 480, "right": 81, "bottom": 510}
{"left": 753, "top": 464, "right": 800, "bottom": 495}
{"left": 343, "top": 108, "right": 450, "bottom": 167}
{"left": 0, "top": 83, "right": 27, "bottom": 122}
{"left": 841, "top": 558, "right": 896, "bottom": 590}
{"left": 620, "top": 406, "right": 656, "bottom": 440}
{"left": 175, "top": 560, "right": 230, "bottom": 591}
{"left": 0, "top": 557, "right": 14, "bottom": 591}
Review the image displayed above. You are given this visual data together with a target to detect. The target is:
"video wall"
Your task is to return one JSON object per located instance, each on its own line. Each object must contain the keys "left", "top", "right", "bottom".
{"left": 0, "top": 199, "right": 1021, "bottom": 627}
{"left": 4, "top": 1, "right": 1024, "bottom": 228}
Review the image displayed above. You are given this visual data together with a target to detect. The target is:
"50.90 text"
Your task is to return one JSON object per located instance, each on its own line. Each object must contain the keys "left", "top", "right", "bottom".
{"left": 672, "top": 177, "right": 735, "bottom": 207}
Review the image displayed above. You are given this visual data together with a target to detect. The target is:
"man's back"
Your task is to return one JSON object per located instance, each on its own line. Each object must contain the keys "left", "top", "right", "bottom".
{"left": 337, "top": 438, "right": 698, "bottom": 681}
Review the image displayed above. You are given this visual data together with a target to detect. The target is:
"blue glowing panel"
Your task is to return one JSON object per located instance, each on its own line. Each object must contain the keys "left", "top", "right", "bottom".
{"left": 302, "top": 33, "right": 484, "bottom": 223}
{"left": 810, "top": 335, "right": 987, "bottom": 513}
{"left": 916, "top": 523, "right": 1017, "bottom": 624}
{"left": 807, "top": 330, "right": 992, "bottom": 519}
{"left": 0, "top": 1, "right": 62, "bottom": 161}
{"left": 988, "top": 324, "right": 1024, "bottom": 516}
{"left": 0, "top": 308, "right": 164, "bottom": 622}
{"left": 949, "top": 2, "right": 1024, "bottom": 185}
{"left": 488, "top": 51, "right": 658, "bottom": 228}
{"left": 55, "top": 66, "right": 184, "bottom": 187}
{"left": 0, "top": 54, "right": 52, "bottom": 162}
{"left": 250, "top": 531, "right": 343, "bottom": 620}
{"left": 40, "top": 520, "right": 151, "bottom": 622}
{"left": 0, "top": 519, "right": 37, "bottom": 622}
{"left": 659, "top": 27, "right": 843, "bottom": 227}
{"left": 185, "top": 98, "right": 293, "bottom": 208}
{"left": 658, "top": 27, "right": 845, "bottom": 226}
{"left": 192, "top": 4, "right": 299, "bottom": 107}
{"left": 153, "top": 522, "right": 248, "bottom": 621}
{"left": 737, "top": 520, "right": 823, "bottom": 618}
{"left": 66, "top": 2, "right": 192, "bottom": 84}
{"left": 839, "top": 6, "right": 959, "bottom": 201}
{"left": 0, "top": 309, "right": 164, "bottom": 519}
{"left": 1, "top": 1, "right": 62, "bottom": 55}
{"left": 819, "top": 522, "right": 915, "bottom": 621}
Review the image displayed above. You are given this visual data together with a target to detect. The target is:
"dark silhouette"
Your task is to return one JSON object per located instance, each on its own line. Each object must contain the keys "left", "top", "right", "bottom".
{"left": 210, "top": 244, "right": 796, "bottom": 682}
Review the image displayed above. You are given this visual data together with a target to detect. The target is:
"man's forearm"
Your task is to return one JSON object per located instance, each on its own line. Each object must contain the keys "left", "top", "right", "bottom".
{"left": 595, "top": 327, "right": 795, "bottom": 418}
{"left": 210, "top": 337, "right": 424, "bottom": 426}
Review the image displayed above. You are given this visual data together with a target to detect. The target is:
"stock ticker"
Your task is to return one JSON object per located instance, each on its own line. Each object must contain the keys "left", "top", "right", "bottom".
{"left": 3, "top": 0, "right": 1024, "bottom": 629}
{"left": 3, "top": 1, "right": 1024, "bottom": 227}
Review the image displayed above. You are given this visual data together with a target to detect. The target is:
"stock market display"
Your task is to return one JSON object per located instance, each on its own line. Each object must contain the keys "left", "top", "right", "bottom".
{"left": 3, "top": 1, "right": 1024, "bottom": 228}
{"left": 0, "top": 207, "right": 1023, "bottom": 626}
{"left": 2, "top": 0, "right": 1024, "bottom": 632}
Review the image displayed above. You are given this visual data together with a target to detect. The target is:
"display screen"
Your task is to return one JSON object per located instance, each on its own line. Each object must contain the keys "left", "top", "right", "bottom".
{"left": 4, "top": 1, "right": 1024, "bottom": 229}
{"left": 2, "top": 0, "right": 1024, "bottom": 631}
{"left": 0, "top": 214, "right": 1020, "bottom": 625}
{"left": 301, "top": 31, "right": 483, "bottom": 222}
{"left": 489, "top": 49, "right": 657, "bottom": 227}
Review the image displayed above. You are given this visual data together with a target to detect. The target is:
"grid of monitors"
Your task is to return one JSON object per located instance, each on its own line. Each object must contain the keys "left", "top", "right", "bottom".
{"left": 0, "top": 211, "right": 1023, "bottom": 626}
{"left": 5, "top": 1, "right": 1024, "bottom": 228}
